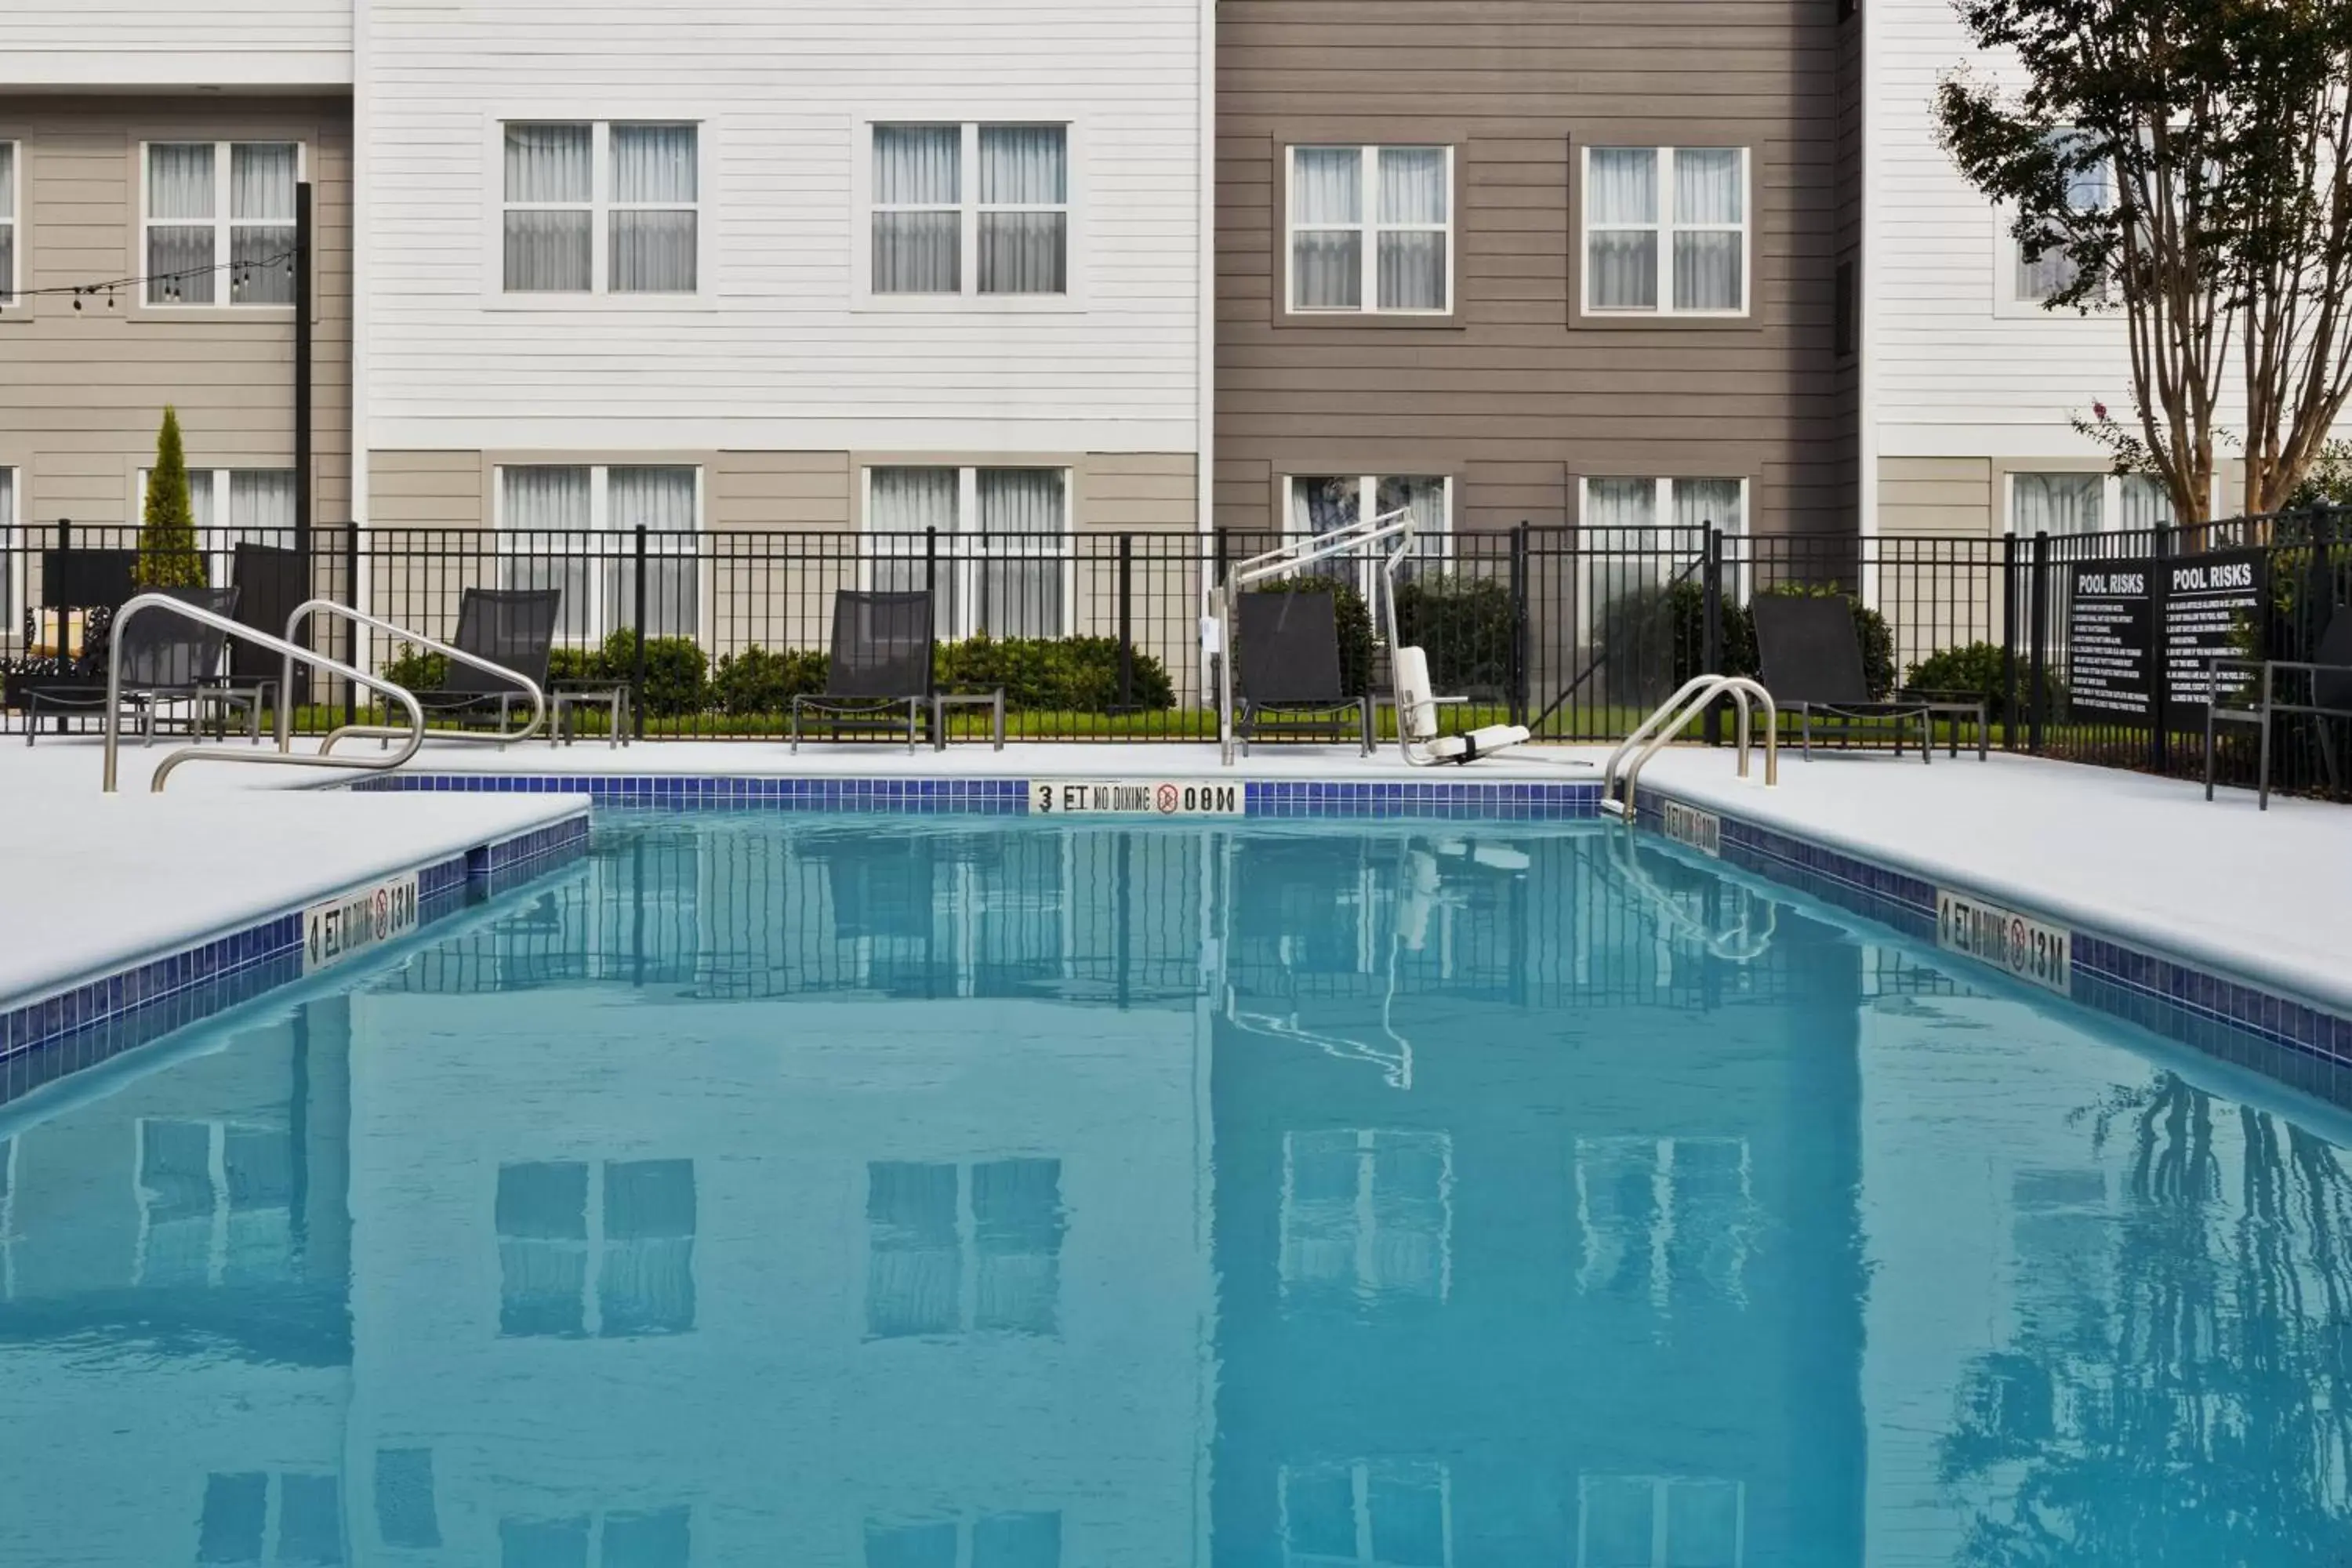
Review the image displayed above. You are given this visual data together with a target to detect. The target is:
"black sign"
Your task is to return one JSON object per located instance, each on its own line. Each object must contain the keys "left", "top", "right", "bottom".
{"left": 2067, "top": 559, "right": 2154, "bottom": 717}
{"left": 2161, "top": 547, "right": 2267, "bottom": 720}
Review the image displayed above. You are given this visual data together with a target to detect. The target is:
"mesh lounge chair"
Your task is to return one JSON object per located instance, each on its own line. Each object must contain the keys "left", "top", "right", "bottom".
{"left": 4, "top": 546, "right": 139, "bottom": 737}
{"left": 1236, "top": 590, "right": 1373, "bottom": 756}
{"left": 23, "top": 584, "right": 241, "bottom": 746}
{"left": 793, "top": 590, "right": 937, "bottom": 753}
{"left": 2206, "top": 605, "right": 2352, "bottom": 810}
{"left": 1751, "top": 593, "right": 1986, "bottom": 763}
{"left": 400, "top": 588, "right": 561, "bottom": 732}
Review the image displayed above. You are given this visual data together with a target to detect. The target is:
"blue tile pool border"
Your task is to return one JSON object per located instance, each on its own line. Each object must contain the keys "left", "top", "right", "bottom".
{"left": 1634, "top": 785, "right": 2352, "bottom": 1109}
{"left": 0, "top": 810, "right": 590, "bottom": 1108}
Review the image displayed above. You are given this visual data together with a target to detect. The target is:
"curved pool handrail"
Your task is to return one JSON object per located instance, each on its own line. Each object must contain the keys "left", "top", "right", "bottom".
{"left": 281, "top": 598, "right": 546, "bottom": 755}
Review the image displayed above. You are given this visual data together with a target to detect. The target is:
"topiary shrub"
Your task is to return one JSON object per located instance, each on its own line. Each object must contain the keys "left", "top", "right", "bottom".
{"left": 936, "top": 633, "right": 1176, "bottom": 711}
{"left": 597, "top": 629, "right": 710, "bottom": 717}
{"left": 136, "top": 406, "right": 207, "bottom": 589}
{"left": 1248, "top": 575, "right": 1375, "bottom": 696}
{"left": 1395, "top": 574, "right": 1517, "bottom": 694}
{"left": 1904, "top": 640, "right": 2056, "bottom": 722}
{"left": 712, "top": 645, "right": 829, "bottom": 716}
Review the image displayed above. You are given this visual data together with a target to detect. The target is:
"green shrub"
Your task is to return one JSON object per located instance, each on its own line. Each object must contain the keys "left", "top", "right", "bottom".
{"left": 1395, "top": 573, "right": 1516, "bottom": 694}
{"left": 1595, "top": 576, "right": 1757, "bottom": 702}
{"left": 1905, "top": 640, "right": 2054, "bottom": 721}
{"left": 136, "top": 406, "right": 207, "bottom": 590}
{"left": 712, "top": 645, "right": 830, "bottom": 716}
{"left": 1248, "top": 576, "right": 1376, "bottom": 695}
{"left": 381, "top": 641, "right": 448, "bottom": 693}
{"left": 936, "top": 633, "right": 1177, "bottom": 711}
{"left": 546, "top": 645, "right": 602, "bottom": 686}
{"left": 597, "top": 629, "right": 710, "bottom": 717}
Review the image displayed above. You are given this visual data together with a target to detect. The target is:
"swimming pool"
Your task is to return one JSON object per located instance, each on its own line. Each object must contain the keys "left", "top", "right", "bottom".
{"left": 1, "top": 812, "right": 2347, "bottom": 1566}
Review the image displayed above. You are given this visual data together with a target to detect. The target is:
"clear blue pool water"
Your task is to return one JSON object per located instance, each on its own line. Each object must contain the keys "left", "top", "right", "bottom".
{"left": 2, "top": 813, "right": 2350, "bottom": 1568}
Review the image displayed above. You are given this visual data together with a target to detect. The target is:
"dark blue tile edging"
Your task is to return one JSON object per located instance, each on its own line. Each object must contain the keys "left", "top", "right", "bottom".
{"left": 350, "top": 772, "right": 1606, "bottom": 821}
{"left": 0, "top": 811, "right": 591, "bottom": 1108}
{"left": 1635, "top": 786, "right": 2352, "bottom": 1105}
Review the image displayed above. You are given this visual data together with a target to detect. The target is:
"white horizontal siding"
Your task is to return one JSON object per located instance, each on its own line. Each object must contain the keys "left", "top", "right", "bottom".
{"left": 361, "top": 0, "right": 1203, "bottom": 456}
{"left": 0, "top": 6, "right": 351, "bottom": 87}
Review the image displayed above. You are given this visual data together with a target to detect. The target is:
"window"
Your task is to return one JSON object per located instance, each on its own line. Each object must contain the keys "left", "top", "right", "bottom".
{"left": 1279, "top": 1461, "right": 1451, "bottom": 1568}
{"left": 496, "top": 463, "right": 702, "bottom": 643}
{"left": 1577, "top": 1476, "right": 1744, "bottom": 1568}
{"left": 865, "top": 1157, "right": 1064, "bottom": 1338}
{"left": 866, "top": 1512, "right": 1062, "bottom": 1568}
{"left": 869, "top": 123, "right": 1069, "bottom": 296}
{"left": 502, "top": 122, "right": 699, "bottom": 294}
{"left": 1280, "top": 1130, "right": 1453, "bottom": 1305}
{"left": 1284, "top": 474, "right": 1450, "bottom": 618}
{"left": 862, "top": 465, "right": 1071, "bottom": 637}
{"left": 198, "top": 1472, "right": 344, "bottom": 1566}
{"left": 502, "top": 1508, "right": 691, "bottom": 1568}
{"left": 136, "top": 466, "right": 296, "bottom": 584}
{"left": 2009, "top": 132, "right": 2111, "bottom": 305}
{"left": 135, "top": 1118, "right": 294, "bottom": 1288}
{"left": 375, "top": 1449, "right": 441, "bottom": 1552}
{"left": 1288, "top": 145, "right": 1452, "bottom": 314}
{"left": 2009, "top": 472, "right": 2172, "bottom": 535}
{"left": 495, "top": 1158, "right": 697, "bottom": 1338}
{"left": 1575, "top": 1136, "right": 1753, "bottom": 1307}
{"left": 1584, "top": 147, "right": 1748, "bottom": 315}
{"left": 0, "top": 142, "right": 16, "bottom": 304}
{"left": 143, "top": 141, "right": 299, "bottom": 307}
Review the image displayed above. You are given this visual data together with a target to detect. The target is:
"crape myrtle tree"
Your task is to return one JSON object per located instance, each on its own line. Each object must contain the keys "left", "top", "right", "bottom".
{"left": 1936, "top": 0, "right": 2352, "bottom": 521}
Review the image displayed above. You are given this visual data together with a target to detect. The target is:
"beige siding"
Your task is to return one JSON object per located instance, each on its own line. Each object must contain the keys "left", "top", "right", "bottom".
{"left": 0, "top": 95, "right": 352, "bottom": 530}
{"left": 1077, "top": 453, "right": 1198, "bottom": 532}
{"left": 709, "top": 452, "right": 852, "bottom": 531}
{"left": 368, "top": 450, "right": 486, "bottom": 528}
{"left": 1878, "top": 458, "right": 1994, "bottom": 537}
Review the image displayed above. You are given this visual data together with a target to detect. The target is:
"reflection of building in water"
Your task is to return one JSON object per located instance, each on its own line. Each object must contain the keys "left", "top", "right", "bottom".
{"left": 0, "top": 1004, "right": 354, "bottom": 1566}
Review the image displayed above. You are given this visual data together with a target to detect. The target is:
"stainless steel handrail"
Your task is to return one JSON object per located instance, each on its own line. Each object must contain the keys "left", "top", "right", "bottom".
{"left": 1599, "top": 673, "right": 1777, "bottom": 817}
{"left": 101, "top": 593, "right": 426, "bottom": 793}
{"left": 281, "top": 598, "right": 546, "bottom": 754}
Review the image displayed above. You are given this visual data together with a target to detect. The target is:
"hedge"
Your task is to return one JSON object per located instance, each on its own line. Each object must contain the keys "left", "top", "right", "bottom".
{"left": 1395, "top": 574, "right": 1515, "bottom": 694}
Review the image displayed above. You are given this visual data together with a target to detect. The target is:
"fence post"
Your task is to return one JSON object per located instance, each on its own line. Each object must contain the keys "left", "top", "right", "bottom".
{"left": 1117, "top": 532, "right": 1135, "bottom": 711}
{"left": 1212, "top": 528, "right": 1232, "bottom": 716}
{"left": 343, "top": 521, "right": 360, "bottom": 728}
{"left": 58, "top": 517, "right": 71, "bottom": 553}
{"left": 1509, "top": 521, "right": 1530, "bottom": 729}
{"left": 2148, "top": 522, "right": 2172, "bottom": 775}
{"left": 1702, "top": 524, "right": 1723, "bottom": 746}
{"left": 2027, "top": 530, "right": 2051, "bottom": 754}
{"left": 630, "top": 524, "right": 649, "bottom": 740}
{"left": 2000, "top": 532, "right": 2018, "bottom": 750}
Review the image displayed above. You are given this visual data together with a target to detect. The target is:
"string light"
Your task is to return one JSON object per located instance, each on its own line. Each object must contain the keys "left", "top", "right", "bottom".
{"left": 29, "top": 248, "right": 299, "bottom": 310}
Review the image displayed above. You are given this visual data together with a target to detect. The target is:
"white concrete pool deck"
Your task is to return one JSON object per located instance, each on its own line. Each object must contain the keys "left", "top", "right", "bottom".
{"left": 2, "top": 731, "right": 2346, "bottom": 1022}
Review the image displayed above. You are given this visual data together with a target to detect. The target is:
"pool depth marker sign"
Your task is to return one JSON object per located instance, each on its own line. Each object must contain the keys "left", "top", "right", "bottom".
{"left": 1030, "top": 779, "right": 1243, "bottom": 817}
{"left": 1935, "top": 887, "right": 2071, "bottom": 994}
{"left": 303, "top": 872, "right": 421, "bottom": 975}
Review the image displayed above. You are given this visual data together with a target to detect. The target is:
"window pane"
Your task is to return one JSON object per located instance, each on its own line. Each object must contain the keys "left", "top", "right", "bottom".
{"left": 869, "top": 466, "right": 959, "bottom": 533}
{"left": 0, "top": 225, "right": 13, "bottom": 307}
{"left": 1674, "top": 147, "right": 1743, "bottom": 223}
{"left": 1377, "top": 475, "right": 1449, "bottom": 575}
{"left": 611, "top": 209, "right": 698, "bottom": 292}
{"left": 604, "top": 1508, "right": 692, "bottom": 1568}
{"left": 875, "top": 125, "right": 960, "bottom": 204}
{"left": 231, "top": 224, "right": 296, "bottom": 304}
{"left": 1291, "top": 230, "right": 1362, "bottom": 310}
{"left": 1588, "top": 148, "right": 1657, "bottom": 225}
{"left": 1582, "top": 1477, "right": 1655, "bottom": 1568}
{"left": 1673, "top": 231, "right": 1743, "bottom": 310}
{"left": 503, "top": 210, "right": 592, "bottom": 292}
{"left": 0, "top": 144, "right": 13, "bottom": 213}
{"left": 504, "top": 124, "right": 591, "bottom": 203}
{"left": 1368, "top": 1468, "right": 1449, "bottom": 1568}
{"left": 972, "top": 1157, "right": 1062, "bottom": 1334}
{"left": 980, "top": 125, "right": 1066, "bottom": 204}
{"left": 500, "top": 468, "right": 595, "bottom": 640}
{"left": 501, "top": 1516, "right": 590, "bottom": 1568}
{"left": 1587, "top": 230, "right": 1657, "bottom": 310}
{"left": 1666, "top": 1480, "right": 1741, "bottom": 1568}
{"left": 1585, "top": 477, "right": 1659, "bottom": 531}
{"left": 148, "top": 143, "right": 214, "bottom": 219}
{"left": 611, "top": 124, "right": 697, "bottom": 203}
{"left": 141, "top": 1120, "right": 215, "bottom": 1220}
{"left": 1377, "top": 230, "right": 1446, "bottom": 310}
{"left": 1291, "top": 147, "right": 1363, "bottom": 223}
{"left": 502, "top": 466, "right": 593, "bottom": 533}
{"left": 1378, "top": 147, "right": 1448, "bottom": 223}
{"left": 2016, "top": 224, "right": 2078, "bottom": 301}
{"left": 375, "top": 1450, "right": 441, "bottom": 1552}
{"left": 230, "top": 142, "right": 296, "bottom": 220}
{"left": 976, "top": 470, "right": 1065, "bottom": 637}
{"left": 1283, "top": 1468, "right": 1358, "bottom": 1559}
{"left": 866, "top": 1522, "right": 958, "bottom": 1568}
{"left": 2118, "top": 474, "right": 2173, "bottom": 528}
{"left": 147, "top": 225, "right": 216, "bottom": 305}
{"left": 1672, "top": 477, "right": 1744, "bottom": 532}
{"left": 2014, "top": 472, "right": 2103, "bottom": 535}
{"left": 972, "top": 1512, "right": 1062, "bottom": 1568}
{"left": 198, "top": 1474, "right": 269, "bottom": 1566}
{"left": 278, "top": 1474, "right": 343, "bottom": 1567}
{"left": 609, "top": 466, "right": 697, "bottom": 532}
{"left": 1289, "top": 475, "right": 1360, "bottom": 537}
{"left": 873, "top": 211, "right": 960, "bottom": 294}
{"left": 977, "top": 468, "right": 1064, "bottom": 535}
{"left": 866, "top": 1161, "right": 960, "bottom": 1338}
{"left": 978, "top": 211, "right": 1066, "bottom": 294}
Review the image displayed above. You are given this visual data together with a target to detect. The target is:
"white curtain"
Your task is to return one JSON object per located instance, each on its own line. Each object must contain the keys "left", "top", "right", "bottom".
{"left": 1585, "top": 476, "right": 1657, "bottom": 531}
{"left": 0, "top": 144, "right": 13, "bottom": 304}
{"left": 2015, "top": 221, "right": 2080, "bottom": 301}
{"left": 230, "top": 143, "right": 298, "bottom": 306}
{"left": 1376, "top": 148, "right": 1447, "bottom": 311}
{"left": 503, "top": 125, "right": 593, "bottom": 292}
{"left": 978, "top": 126, "right": 1067, "bottom": 295}
{"left": 1377, "top": 474, "right": 1448, "bottom": 589}
{"left": 1290, "top": 147, "right": 1363, "bottom": 310}
{"left": 608, "top": 466, "right": 699, "bottom": 638}
{"left": 1672, "top": 149, "right": 1743, "bottom": 311}
{"left": 1671, "top": 477, "right": 1743, "bottom": 532}
{"left": 976, "top": 468, "right": 1065, "bottom": 637}
{"left": 2013, "top": 472, "right": 2103, "bottom": 535}
{"left": 873, "top": 125, "right": 960, "bottom": 294}
{"left": 1586, "top": 149, "right": 1657, "bottom": 310}
{"left": 2118, "top": 474, "right": 2174, "bottom": 529}
{"left": 147, "top": 143, "right": 216, "bottom": 304}
{"left": 868, "top": 466, "right": 960, "bottom": 629}
{"left": 611, "top": 125, "right": 698, "bottom": 294}
{"left": 501, "top": 466, "right": 593, "bottom": 640}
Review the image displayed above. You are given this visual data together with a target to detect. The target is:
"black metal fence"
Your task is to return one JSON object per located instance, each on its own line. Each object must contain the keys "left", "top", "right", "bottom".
{"left": 4, "top": 510, "right": 2346, "bottom": 794}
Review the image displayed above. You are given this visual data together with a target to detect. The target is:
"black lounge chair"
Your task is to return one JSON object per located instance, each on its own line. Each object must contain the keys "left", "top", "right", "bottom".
{"left": 399, "top": 587, "right": 561, "bottom": 731}
{"left": 22, "top": 584, "right": 241, "bottom": 746}
{"left": 1751, "top": 593, "right": 1986, "bottom": 762}
{"left": 1235, "top": 590, "right": 1373, "bottom": 756}
{"left": 2205, "top": 605, "right": 2352, "bottom": 810}
{"left": 793, "top": 590, "right": 938, "bottom": 753}
{"left": 4, "top": 546, "right": 139, "bottom": 737}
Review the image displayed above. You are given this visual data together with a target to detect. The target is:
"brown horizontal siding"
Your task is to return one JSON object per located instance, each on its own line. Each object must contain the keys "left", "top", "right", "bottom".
{"left": 1215, "top": 0, "right": 1855, "bottom": 540}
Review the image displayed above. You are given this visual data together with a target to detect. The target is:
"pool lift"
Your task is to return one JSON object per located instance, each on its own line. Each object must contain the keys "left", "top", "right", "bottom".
{"left": 1210, "top": 507, "right": 1534, "bottom": 768}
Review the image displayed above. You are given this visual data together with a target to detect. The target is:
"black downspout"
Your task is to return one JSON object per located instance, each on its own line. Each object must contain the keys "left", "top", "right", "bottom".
{"left": 293, "top": 180, "right": 314, "bottom": 709}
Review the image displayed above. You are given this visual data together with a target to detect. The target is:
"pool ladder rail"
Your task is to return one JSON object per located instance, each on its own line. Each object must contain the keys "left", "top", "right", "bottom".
{"left": 1599, "top": 674, "right": 1777, "bottom": 820}
{"left": 100, "top": 593, "right": 545, "bottom": 793}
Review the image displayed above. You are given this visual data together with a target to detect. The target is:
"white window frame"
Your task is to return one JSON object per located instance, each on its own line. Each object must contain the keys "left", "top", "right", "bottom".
{"left": 492, "top": 463, "right": 706, "bottom": 646}
{"left": 132, "top": 1117, "right": 292, "bottom": 1290}
{"left": 1282, "top": 474, "right": 1455, "bottom": 615}
{"left": 863, "top": 1157, "right": 1065, "bottom": 1339}
{"left": 1992, "top": 132, "right": 2116, "bottom": 317}
{"left": 138, "top": 139, "right": 305, "bottom": 311}
{"left": 0, "top": 140, "right": 19, "bottom": 309}
{"left": 1580, "top": 146, "right": 1751, "bottom": 318}
{"left": 851, "top": 114, "right": 1085, "bottom": 311}
{"left": 1278, "top": 1128, "right": 1455, "bottom": 1305}
{"left": 2002, "top": 471, "right": 2175, "bottom": 535}
{"left": 1278, "top": 1460, "right": 1455, "bottom": 1568}
{"left": 1574, "top": 1476, "right": 1746, "bottom": 1568}
{"left": 1571, "top": 475, "right": 1751, "bottom": 637}
{"left": 486, "top": 115, "right": 711, "bottom": 307}
{"left": 1573, "top": 1135, "right": 1754, "bottom": 1310}
{"left": 1285, "top": 144, "right": 1456, "bottom": 316}
{"left": 857, "top": 463, "right": 1076, "bottom": 640}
